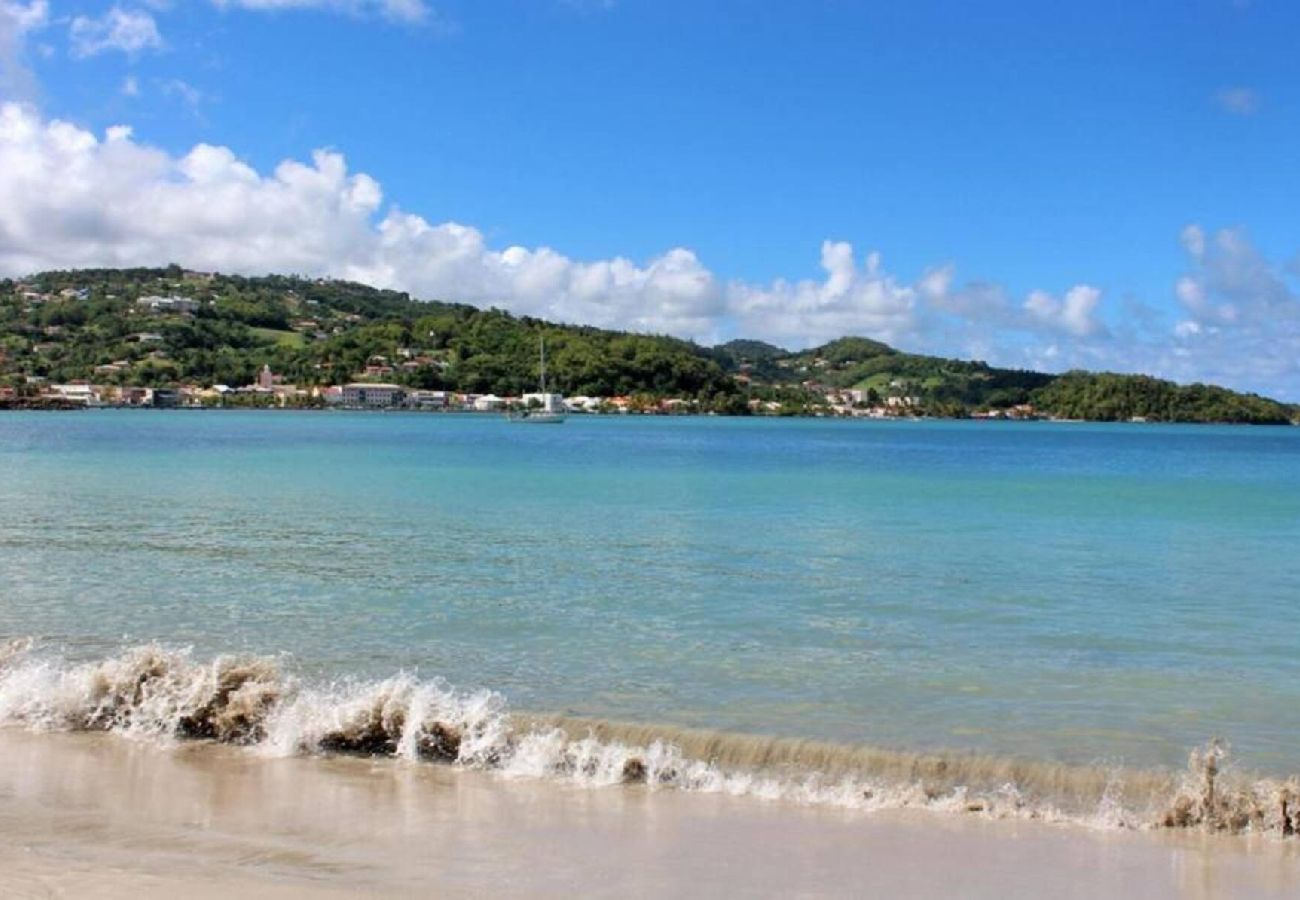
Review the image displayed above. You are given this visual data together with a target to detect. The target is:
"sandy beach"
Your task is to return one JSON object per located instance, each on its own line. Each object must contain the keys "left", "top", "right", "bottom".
{"left": 0, "top": 729, "right": 1294, "bottom": 899}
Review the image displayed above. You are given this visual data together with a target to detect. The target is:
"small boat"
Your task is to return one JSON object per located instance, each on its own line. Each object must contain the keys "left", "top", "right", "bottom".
{"left": 507, "top": 336, "right": 566, "bottom": 424}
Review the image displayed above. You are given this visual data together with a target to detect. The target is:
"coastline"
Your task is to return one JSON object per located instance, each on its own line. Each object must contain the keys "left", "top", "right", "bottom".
{"left": 1, "top": 641, "right": 1296, "bottom": 840}
{"left": 1, "top": 728, "right": 1296, "bottom": 898}
{"left": 1, "top": 404, "right": 1296, "bottom": 426}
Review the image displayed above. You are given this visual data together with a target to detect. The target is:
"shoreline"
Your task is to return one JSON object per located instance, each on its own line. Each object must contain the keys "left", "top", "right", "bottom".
{"left": 0, "top": 404, "right": 1296, "bottom": 426}
{"left": 1, "top": 641, "right": 1297, "bottom": 840}
{"left": 1, "top": 727, "right": 1296, "bottom": 898}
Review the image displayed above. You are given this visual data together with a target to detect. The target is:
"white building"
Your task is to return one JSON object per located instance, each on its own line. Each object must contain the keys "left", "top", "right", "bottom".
{"left": 473, "top": 394, "right": 506, "bottom": 411}
{"left": 49, "top": 384, "right": 101, "bottom": 406}
{"left": 564, "top": 396, "right": 603, "bottom": 412}
{"left": 137, "top": 295, "right": 198, "bottom": 314}
{"left": 521, "top": 392, "right": 565, "bottom": 412}
{"left": 342, "top": 383, "right": 405, "bottom": 408}
{"left": 406, "top": 390, "right": 449, "bottom": 409}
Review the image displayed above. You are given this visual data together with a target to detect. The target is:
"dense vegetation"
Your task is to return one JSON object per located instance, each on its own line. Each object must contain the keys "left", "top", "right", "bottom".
{"left": 0, "top": 266, "right": 741, "bottom": 409}
{"left": 762, "top": 337, "right": 1058, "bottom": 416}
{"left": 1031, "top": 372, "right": 1296, "bottom": 425}
{"left": 1, "top": 266, "right": 1295, "bottom": 423}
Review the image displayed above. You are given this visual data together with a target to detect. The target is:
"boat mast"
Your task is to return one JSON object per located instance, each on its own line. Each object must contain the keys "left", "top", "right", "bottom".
{"left": 539, "top": 334, "right": 546, "bottom": 395}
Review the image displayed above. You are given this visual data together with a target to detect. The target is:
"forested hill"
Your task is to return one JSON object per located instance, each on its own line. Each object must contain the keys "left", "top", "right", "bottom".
{"left": 1, "top": 266, "right": 739, "bottom": 406}
{"left": 1, "top": 266, "right": 1296, "bottom": 424}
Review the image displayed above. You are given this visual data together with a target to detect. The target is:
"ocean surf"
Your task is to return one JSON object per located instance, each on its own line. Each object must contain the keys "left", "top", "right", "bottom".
{"left": 2, "top": 638, "right": 1296, "bottom": 840}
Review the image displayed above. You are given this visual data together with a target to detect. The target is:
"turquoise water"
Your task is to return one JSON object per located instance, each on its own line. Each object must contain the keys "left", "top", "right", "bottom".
{"left": 1, "top": 411, "right": 1298, "bottom": 773}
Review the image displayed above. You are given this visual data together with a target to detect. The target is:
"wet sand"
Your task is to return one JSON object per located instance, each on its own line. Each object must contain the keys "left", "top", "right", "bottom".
{"left": 0, "top": 729, "right": 1295, "bottom": 898}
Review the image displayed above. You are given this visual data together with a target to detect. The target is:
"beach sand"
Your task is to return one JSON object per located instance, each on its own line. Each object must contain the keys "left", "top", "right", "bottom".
{"left": 0, "top": 729, "right": 1295, "bottom": 898}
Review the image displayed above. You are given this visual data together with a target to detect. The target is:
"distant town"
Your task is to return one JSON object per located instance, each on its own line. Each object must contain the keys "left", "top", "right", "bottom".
{"left": 14, "top": 361, "right": 1040, "bottom": 419}
{"left": 2, "top": 268, "right": 1295, "bottom": 424}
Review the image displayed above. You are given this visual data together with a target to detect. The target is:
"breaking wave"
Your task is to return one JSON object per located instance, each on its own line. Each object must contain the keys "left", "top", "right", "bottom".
{"left": 0, "top": 638, "right": 1296, "bottom": 837}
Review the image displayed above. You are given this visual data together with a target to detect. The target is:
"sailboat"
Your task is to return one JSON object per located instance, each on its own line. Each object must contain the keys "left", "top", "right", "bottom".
{"left": 506, "top": 335, "right": 566, "bottom": 424}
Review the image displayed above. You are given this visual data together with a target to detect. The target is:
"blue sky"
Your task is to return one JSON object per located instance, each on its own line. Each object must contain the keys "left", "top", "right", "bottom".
{"left": 2, "top": 0, "right": 1299, "bottom": 398}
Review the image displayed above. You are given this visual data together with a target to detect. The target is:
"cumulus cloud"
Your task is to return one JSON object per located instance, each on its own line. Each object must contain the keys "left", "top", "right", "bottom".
{"left": 1165, "top": 224, "right": 1300, "bottom": 396}
{"left": 212, "top": 0, "right": 432, "bottom": 24}
{"left": 69, "top": 7, "right": 162, "bottom": 58}
{"left": 1213, "top": 87, "right": 1261, "bottom": 116}
{"left": 3, "top": 103, "right": 1298, "bottom": 397}
{"left": 0, "top": 102, "right": 722, "bottom": 337}
{"left": 1175, "top": 225, "right": 1297, "bottom": 327}
{"left": 1023, "top": 285, "right": 1107, "bottom": 338}
{"left": 726, "top": 241, "right": 922, "bottom": 347}
{"left": 0, "top": 102, "right": 1117, "bottom": 353}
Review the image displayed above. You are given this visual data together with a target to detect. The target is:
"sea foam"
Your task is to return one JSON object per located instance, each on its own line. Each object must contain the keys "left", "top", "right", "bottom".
{"left": 0, "top": 638, "right": 1295, "bottom": 837}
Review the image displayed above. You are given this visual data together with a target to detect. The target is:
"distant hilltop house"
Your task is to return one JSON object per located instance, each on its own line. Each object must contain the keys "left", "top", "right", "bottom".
{"left": 17, "top": 290, "right": 51, "bottom": 304}
{"left": 136, "top": 295, "right": 198, "bottom": 315}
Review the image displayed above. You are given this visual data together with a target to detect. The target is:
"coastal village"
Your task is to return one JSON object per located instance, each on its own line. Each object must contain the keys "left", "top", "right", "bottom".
{"left": 3, "top": 270, "right": 1294, "bottom": 423}
{"left": 11, "top": 360, "right": 1035, "bottom": 418}
{"left": 1, "top": 277, "right": 1041, "bottom": 418}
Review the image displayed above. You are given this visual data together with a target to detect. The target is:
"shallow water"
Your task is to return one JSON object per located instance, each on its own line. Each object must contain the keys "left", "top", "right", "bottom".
{"left": 1, "top": 729, "right": 1296, "bottom": 899}
{"left": 1, "top": 411, "right": 1297, "bottom": 778}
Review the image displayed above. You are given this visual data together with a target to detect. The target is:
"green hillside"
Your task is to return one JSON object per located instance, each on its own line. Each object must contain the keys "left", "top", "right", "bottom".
{"left": 1, "top": 266, "right": 1295, "bottom": 424}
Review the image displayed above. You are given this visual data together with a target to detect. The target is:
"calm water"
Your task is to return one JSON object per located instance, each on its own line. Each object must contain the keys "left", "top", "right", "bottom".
{"left": 1, "top": 411, "right": 1297, "bottom": 773}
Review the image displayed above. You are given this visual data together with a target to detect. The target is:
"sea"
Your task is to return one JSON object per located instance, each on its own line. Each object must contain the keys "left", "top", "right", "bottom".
{"left": 1, "top": 411, "right": 1298, "bottom": 833}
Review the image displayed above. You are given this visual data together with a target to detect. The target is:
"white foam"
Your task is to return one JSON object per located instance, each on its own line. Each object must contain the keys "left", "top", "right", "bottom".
{"left": 1, "top": 639, "right": 1295, "bottom": 837}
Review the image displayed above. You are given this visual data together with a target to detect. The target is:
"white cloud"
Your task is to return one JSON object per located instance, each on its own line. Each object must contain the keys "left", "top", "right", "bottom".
{"left": 69, "top": 7, "right": 162, "bottom": 58}
{"left": 0, "top": 102, "right": 720, "bottom": 337}
{"left": 212, "top": 0, "right": 432, "bottom": 24}
{"left": 726, "top": 241, "right": 920, "bottom": 347}
{"left": 0, "top": 104, "right": 1296, "bottom": 398}
{"left": 121, "top": 75, "right": 140, "bottom": 97}
{"left": 0, "top": 103, "right": 1116, "bottom": 353}
{"left": 1, "top": 0, "right": 43, "bottom": 31}
{"left": 1175, "top": 226, "right": 1297, "bottom": 327}
{"left": 0, "top": 0, "right": 48, "bottom": 98}
{"left": 1179, "top": 223, "right": 1205, "bottom": 260}
{"left": 1213, "top": 87, "right": 1261, "bottom": 116}
{"left": 1023, "top": 285, "right": 1106, "bottom": 338}
{"left": 160, "top": 77, "right": 202, "bottom": 111}
{"left": 1163, "top": 224, "right": 1300, "bottom": 396}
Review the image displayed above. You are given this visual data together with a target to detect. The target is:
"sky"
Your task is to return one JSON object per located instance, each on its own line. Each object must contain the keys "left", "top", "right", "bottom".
{"left": 1, "top": 1, "right": 1299, "bottom": 399}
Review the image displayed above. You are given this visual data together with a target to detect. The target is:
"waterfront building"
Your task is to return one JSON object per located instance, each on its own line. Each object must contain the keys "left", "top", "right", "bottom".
{"left": 406, "top": 390, "right": 450, "bottom": 409}
{"left": 341, "top": 383, "right": 405, "bottom": 408}
{"left": 49, "top": 384, "right": 101, "bottom": 407}
{"left": 521, "top": 392, "right": 565, "bottom": 412}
